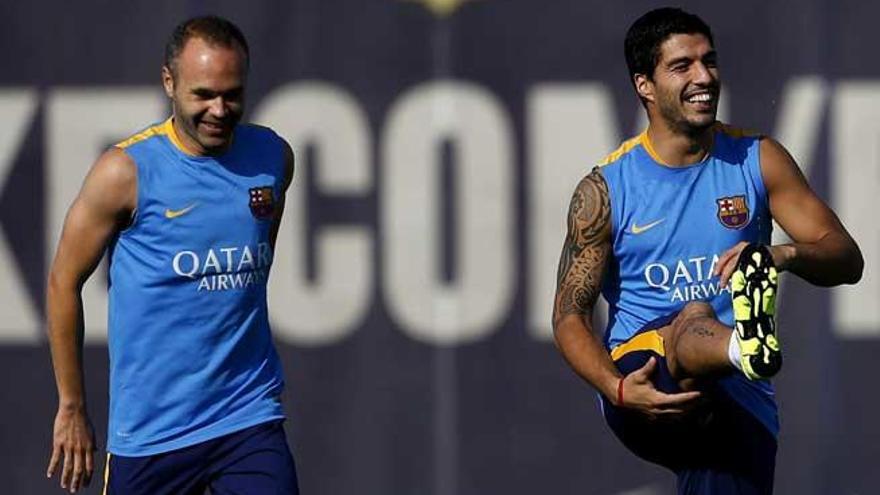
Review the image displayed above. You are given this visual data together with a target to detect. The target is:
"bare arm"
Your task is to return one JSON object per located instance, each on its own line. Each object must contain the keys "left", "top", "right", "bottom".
{"left": 552, "top": 170, "right": 620, "bottom": 401}
{"left": 552, "top": 169, "right": 699, "bottom": 414}
{"left": 717, "top": 138, "right": 863, "bottom": 287}
{"left": 268, "top": 139, "right": 294, "bottom": 249}
{"left": 46, "top": 147, "right": 136, "bottom": 493}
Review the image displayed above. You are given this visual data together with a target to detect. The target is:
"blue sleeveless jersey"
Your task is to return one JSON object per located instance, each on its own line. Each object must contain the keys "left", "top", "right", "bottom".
{"left": 107, "top": 118, "right": 287, "bottom": 456}
{"left": 598, "top": 124, "right": 778, "bottom": 436}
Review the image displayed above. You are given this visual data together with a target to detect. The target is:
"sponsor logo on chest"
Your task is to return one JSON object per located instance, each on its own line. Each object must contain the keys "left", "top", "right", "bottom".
{"left": 642, "top": 254, "right": 730, "bottom": 304}
{"left": 172, "top": 242, "right": 273, "bottom": 292}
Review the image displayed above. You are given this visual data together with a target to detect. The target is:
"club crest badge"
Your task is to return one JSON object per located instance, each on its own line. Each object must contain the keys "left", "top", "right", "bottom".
{"left": 716, "top": 195, "right": 749, "bottom": 229}
{"left": 249, "top": 186, "right": 275, "bottom": 220}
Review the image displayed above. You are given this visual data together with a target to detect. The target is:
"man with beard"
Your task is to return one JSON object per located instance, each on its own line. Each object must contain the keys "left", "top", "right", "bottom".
{"left": 552, "top": 7, "right": 862, "bottom": 494}
{"left": 45, "top": 16, "right": 298, "bottom": 494}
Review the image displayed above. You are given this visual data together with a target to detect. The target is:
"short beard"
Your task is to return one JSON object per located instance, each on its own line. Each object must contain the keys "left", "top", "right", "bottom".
{"left": 658, "top": 99, "right": 716, "bottom": 137}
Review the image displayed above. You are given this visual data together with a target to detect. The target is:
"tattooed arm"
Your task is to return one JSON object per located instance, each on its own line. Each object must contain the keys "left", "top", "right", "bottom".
{"left": 552, "top": 169, "right": 621, "bottom": 402}
{"left": 553, "top": 169, "right": 700, "bottom": 414}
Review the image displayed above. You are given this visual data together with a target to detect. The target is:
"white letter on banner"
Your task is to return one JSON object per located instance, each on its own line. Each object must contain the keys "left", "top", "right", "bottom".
{"left": 527, "top": 84, "right": 617, "bottom": 340}
{"left": 47, "top": 88, "right": 164, "bottom": 343}
{"left": 831, "top": 82, "right": 880, "bottom": 337}
{"left": 770, "top": 77, "right": 829, "bottom": 304}
{"left": 0, "top": 89, "right": 40, "bottom": 342}
{"left": 254, "top": 82, "right": 372, "bottom": 346}
{"left": 382, "top": 81, "right": 514, "bottom": 345}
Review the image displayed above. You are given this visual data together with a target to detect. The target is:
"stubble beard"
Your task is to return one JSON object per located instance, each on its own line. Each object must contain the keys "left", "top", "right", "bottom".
{"left": 172, "top": 102, "right": 235, "bottom": 155}
{"left": 660, "top": 101, "right": 716, "bottom": 138}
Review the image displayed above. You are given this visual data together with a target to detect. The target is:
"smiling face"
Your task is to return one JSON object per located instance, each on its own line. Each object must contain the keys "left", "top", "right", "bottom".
{"left": 162, "top": 36, "right": 247, "bottom": 155}
{"left": 637, "top": 33, "right": 720, "bottom": 135}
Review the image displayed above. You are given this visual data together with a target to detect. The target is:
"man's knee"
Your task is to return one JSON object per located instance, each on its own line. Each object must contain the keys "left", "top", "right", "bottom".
{"left": 678, "top": 301, "right": 716, "bottom": 321}
{"left": 662, "top": 303, "right": 719, "bottom": 378}
{"left": 664, "top": 303, "right": 715, "bottom": 345}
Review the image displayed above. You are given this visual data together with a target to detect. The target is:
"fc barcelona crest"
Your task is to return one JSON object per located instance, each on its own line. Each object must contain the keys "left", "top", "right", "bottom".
{"left": 716, "top": 195, "right": 749, "bottom": 229}
{"left": 249, "top": 186, "right": 276, "bottom": 220}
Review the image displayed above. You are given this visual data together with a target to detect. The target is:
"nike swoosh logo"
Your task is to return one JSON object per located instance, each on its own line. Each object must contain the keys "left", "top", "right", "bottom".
{"left": 631, "top": 218, "right": 664, "bottom": 234}
{"left": 165, "top": 203, "right": 198, "bottom": 219}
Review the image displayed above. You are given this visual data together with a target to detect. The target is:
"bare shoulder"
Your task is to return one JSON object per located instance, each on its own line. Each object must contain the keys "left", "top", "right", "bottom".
{"left": 79, "top": 147, "right": 137, "bottom": 214}
{"left": 758, "top": 137, "right": 807, "bottom": 191}
{"left": 552, "top": 168, "right": 612, "bottom": 324}
{"left": 93, "top": 147, "right": 136, "bottom": 179}
{"left": 568, "top": 167, "right": 611, "bottom": 239}
{"left": 759, "top": 136, "right": 797, "bottom": 166}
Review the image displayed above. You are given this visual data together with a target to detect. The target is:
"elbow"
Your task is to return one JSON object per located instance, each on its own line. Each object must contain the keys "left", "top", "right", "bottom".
{"left": 46, "top": 267, "right": 78, "bottom": 306}
{"left": 551, "top": 314, "right": 576, "bottom": 355}
{"left": 552, "top": 314, "right": 585, "bottom": 354}
{"left": 551, "top": 318, "right": 564, "bottom": 352}
{"left": 826, "top": 250, "right": 864, "bottom": 287}
{"left": 821, "top": 237, "right": 865, "bottom": 286}
{"left": 46, "top": 269, "right": 62, "bottom": 300}
{"left": 845, "top": 251, "right": 865, "bottom": 285}
{"left": 840, "top": 240, "right": 865, "bottom": 285}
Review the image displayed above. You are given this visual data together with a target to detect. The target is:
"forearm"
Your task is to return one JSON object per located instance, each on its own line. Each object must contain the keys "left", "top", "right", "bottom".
{"left": 774, "top": 231, "right": 863, "bottom": 286}
{"left": 553, "top": 315, "right": 622, "bottom": 403}
{"left": 46, "top": 277, "right": 88, "bottom": 410}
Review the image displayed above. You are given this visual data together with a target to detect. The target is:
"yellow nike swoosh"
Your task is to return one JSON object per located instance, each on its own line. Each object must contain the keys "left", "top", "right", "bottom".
{"left": 165, "top": 203, "right": 198, "bottom": 219}
{"left": 631, "top": 218, "right": 664, "bottom": 234}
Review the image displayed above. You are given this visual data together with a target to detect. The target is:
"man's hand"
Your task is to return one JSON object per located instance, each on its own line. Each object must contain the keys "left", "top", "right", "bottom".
{"left": 618, "top": 357, "right": 703, "bottom": 420}
{"left": 47, "top": 406, "right": 96, "bottom": 493}
{"left": 715, "top": 241, "right": 792, "bottom": 288}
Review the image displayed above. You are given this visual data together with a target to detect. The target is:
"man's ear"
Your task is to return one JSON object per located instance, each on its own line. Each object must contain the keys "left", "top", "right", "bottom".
{"left": 161, "top": 65, "right": 175, "bottom": 99}
{"left": 634, "top": 73, "right": 654, "bottom": 104}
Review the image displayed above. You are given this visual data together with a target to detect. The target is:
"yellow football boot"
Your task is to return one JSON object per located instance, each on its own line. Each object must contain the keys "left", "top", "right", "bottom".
{"left": 731, "top": 244, "right": 781, "bottom": 380}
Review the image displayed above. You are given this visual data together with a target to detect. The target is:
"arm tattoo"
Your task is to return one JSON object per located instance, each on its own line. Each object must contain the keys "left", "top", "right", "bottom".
{"left": 552, "top": 168, "right": 612, "bottom": 327}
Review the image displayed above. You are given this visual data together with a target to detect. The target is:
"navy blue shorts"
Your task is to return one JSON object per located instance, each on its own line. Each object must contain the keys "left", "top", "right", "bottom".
{"left": 603, "top": 313, "right": 777, "bottom": 495}
{"left": 103, "top": 420, "right": 298, "bottom": 495}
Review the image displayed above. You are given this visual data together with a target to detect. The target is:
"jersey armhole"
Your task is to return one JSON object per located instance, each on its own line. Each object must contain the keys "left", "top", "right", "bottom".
{"left": 596, "top": 165, "right": 620, "bottom": 243}
{"left": 750, "top": 137, "right": 770, "bottom": 212}
{"left": 114, "top": 146, "right": 142, "bottom": 237}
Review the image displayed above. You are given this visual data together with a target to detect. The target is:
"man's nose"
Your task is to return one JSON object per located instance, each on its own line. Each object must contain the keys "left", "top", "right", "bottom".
{"left": 208, "top": 97, "right": 227, "bottom": 118}
{"left": 692, "top": 62, "right": 714, "bottom": 85}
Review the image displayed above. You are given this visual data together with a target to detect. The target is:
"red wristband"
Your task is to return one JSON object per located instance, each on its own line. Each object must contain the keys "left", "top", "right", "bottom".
{"left": 616, "top": 378, "right": 625, "bottom": 407}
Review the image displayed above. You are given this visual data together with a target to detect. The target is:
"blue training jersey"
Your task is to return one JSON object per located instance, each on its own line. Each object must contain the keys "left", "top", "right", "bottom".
{"left": 598, "top": 123, "right": 779, "bottom": 436}
{"left": 106, "top": 118, "right": 287, "bottom": 456}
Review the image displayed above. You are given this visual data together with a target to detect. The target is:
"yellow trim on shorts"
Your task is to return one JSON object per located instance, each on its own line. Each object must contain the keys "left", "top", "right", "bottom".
{"left": 610, "top": 330, "right": 665, "bottom": 361}
{"left": 102, "top": 453, "right": 111, "bottom": 495}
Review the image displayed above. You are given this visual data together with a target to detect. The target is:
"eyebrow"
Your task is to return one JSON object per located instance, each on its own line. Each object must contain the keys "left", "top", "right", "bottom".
{"left": 666, "top": 50, "right": 717, "bottom": 67}
{"left": 665, "top": 56, "right": 692, "bottom": 67}
{"left": 190, "top": 86, "right": 243, "bottom": 98}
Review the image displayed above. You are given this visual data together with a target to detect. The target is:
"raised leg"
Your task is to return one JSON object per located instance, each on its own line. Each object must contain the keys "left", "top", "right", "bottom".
{"left": 659, "top": 302, "right": 734, "bottom": 380}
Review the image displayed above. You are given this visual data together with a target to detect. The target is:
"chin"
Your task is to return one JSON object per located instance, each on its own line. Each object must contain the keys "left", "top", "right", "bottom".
{"left": 684, "top": 115, "right": 717, "bottom": 133}
{"left": 199, "top": 134, "right": 232, "bottom": 149}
